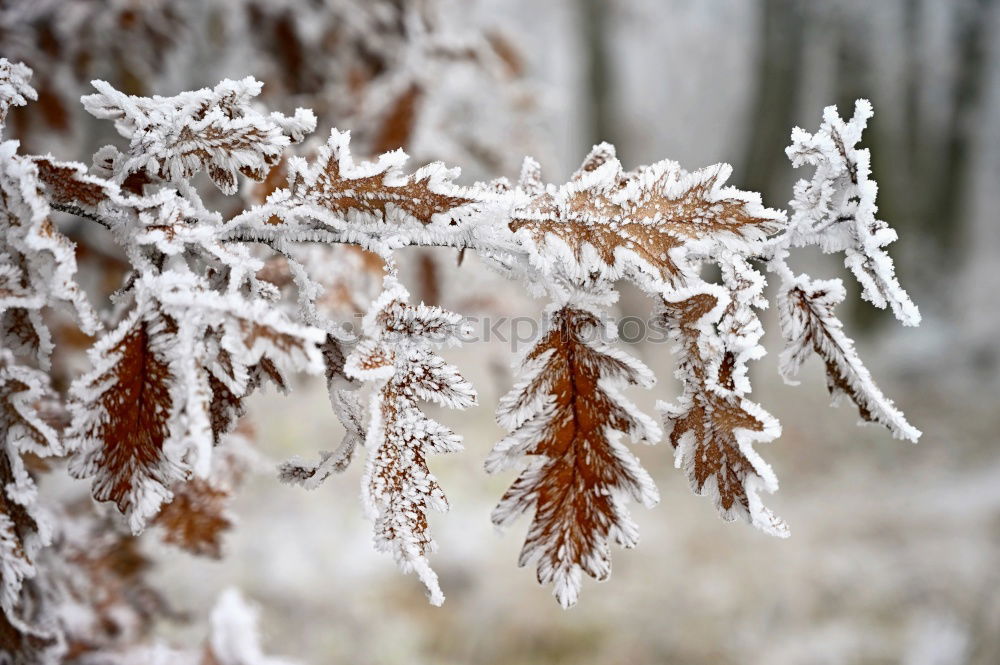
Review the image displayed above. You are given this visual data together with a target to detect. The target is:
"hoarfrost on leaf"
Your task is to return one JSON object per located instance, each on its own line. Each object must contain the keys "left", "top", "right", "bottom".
{"left": 82, "top": 77, "right": 315, "bottom": 195}
{"left": 779, "top": 99, "right": 920, "bottom": 326}
{"left": 345, "top": 273, "right": 476, "bottom": 605}
{"left": 768, "top": 100, "right": 921, "bottom": 444}
{"left": 486, "top": 298, "right": 661, "bottom": 608}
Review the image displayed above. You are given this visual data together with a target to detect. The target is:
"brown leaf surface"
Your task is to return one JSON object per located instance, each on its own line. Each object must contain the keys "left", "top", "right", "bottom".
{"left": 511, "top": 146, "right": 783, "bottom": 287}
{"left": 69, "top": 309, "right": 181, "bottom": 524}
{"left": 156, "top": 478, "right": 231, "bottom": 559}
{"left": 489, "top": 306, "right": 658, "bottom": 607}
{"left": 660, "top": 292, "right": 786, "bottom": 536}
{"left": 33, "top": 157, "right": 113, "bottom": 209}
{"left": 289, "top": 131, "right": 477, "bottom": 226}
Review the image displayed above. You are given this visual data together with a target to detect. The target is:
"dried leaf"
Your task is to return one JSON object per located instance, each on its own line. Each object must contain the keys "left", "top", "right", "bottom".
{"left": 67, "top": 299, "right": 186, "bottom": 533}
{"left": 287, "top": 128, "right": 477, "bottom": 225}
{"left": 782, "top": 100, "right": 919, "bottom": 325}
{"left": 82, "top": 77, "right": 316, "bottom": 194}
{"left": 345, "top": 275, "right": 475, "bottom": 605}
{"left": 156, "top": 478, "right": 232, "bottom": 559}
{"left": 658, "top": 288, "right": 788, "bottom": 537}
{"left": 779, "top": 276, "right": 920, "bottom": 441}
{"left": 487, "top": 304, "right": 660, "bottom": 607}
{"left": 512, "top": 144, "right": 784, "bottom": 292}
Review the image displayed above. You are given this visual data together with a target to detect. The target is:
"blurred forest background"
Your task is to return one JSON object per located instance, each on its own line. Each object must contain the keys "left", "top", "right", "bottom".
{"left": 2, "top": 0, "right": 999, "bottom": 663}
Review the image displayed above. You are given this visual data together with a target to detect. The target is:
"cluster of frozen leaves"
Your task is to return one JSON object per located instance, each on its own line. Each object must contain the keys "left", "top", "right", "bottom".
{"left": 0, "top": 0, "right": 539, "bottom": 178}
{"left": 0, "top": 60, "right": 322, "bottom": 662}
{"left": 1, "top": 58, "right": 94, "bottom": 660}
{"left": 768, "top": 100, "right": 921, "bottom": 442}
{"left": 237, "top": 0, "right": 539, "bottom": 173}
{"left": 0, "top": 49, "right": 922, "bottom": 662}
{"left": 482, "top": 144, "right": 790, "bottom": 606}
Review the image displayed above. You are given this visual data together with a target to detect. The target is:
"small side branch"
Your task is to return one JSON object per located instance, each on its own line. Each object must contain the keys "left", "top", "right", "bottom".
{"left": 50, "top": 202, "right": 113, "bottom": 231}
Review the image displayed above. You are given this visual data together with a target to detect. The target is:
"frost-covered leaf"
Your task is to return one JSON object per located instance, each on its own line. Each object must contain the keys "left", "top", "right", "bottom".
{"left": 657, "top": 286, "right": 788, "bottom": 538}
{"left": 0, "top": 143, "right": 101, "bottom": 367}
{"left": 344, "top": 275, "right": 475, "bottom": 605}
{"left": 66, "top": 292, "right": 188, "bottom": 534}
{"left": 32, "top": 155, "right": 117, "bottom": 213}
{"left": 486, "top": 302, "right": 660, "bottom": 607}
{"left": 0, "top": 352, "right": 61, "bottom": 634}
{"left": 82, "top": 77, "right": 316, "bottom": 194}
{"left": 204, "top": 296, "right": 326, "bottom": 396}
{"left": 511, "top": 144, "right": 784, "bottom": 293}
{"left": 783, "top": 99, "right": 919, "bottom": 325}
{"left": 766, "top": 99, "right": 921, "bottom": 445}
{"left": 68, "top": 269, "right": 325, "bottom": 534}
{"left": 227, "top": 129, "right": 499, "bottom": 254}
{"left": 779, "top": 276, "right": 920, "bottom": 441}
{"left": 288, "top": 129, "right": 477, "bottom": 225}
{"left": 172, "top": 282, "right": 325, "bottom": 453}
{"left": 0, "top": 59, "right": 36, "bottom": 135}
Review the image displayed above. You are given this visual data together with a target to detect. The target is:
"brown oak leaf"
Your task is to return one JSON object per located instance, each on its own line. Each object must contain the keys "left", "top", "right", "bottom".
{"left": 658, "top": 289, "right": 787, "bottom": 537}
{"left": 511, "top": 144, "right": 784, "bottom": 291}
{"left": 283, "top": 129, "right": 478, "bottom": 226}
{"left": 778, "top": 276, "right": 919, "bottom": 441}
{"left": 486, "top": 304, "right": 660, "bottom": 607}
{"left": 67, "top": 301, "right": 186, "bottom": 533}
{"left": 345, "top": 276, "right": 476, "bottom": 605}
{"left": 156, "top": 478, "right": 232, "bottom": 559}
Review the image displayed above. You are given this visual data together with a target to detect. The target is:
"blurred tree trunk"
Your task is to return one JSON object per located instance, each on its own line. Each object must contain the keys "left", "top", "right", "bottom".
{"left": 922, "top": 0, "right": 994, "bottom": 256}
{"left": 864, "top": 0, "right": 995, "bottom": 325}
{"left": 739, "top": 0, "right": 806, "bottom": 200}
{"left": 866, "top": 0, "right": 923, "bottom": 241}
{"left": 580, "top": 0, "right": 617, "bottom": 148}
{"left": 868, "top": 0, "right": 992, "bottom": 248}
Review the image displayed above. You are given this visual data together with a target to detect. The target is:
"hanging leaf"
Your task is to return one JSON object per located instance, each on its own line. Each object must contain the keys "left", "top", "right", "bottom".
{"left": 658, "top": 287, "right": 788, "bottom": 537}
{"left": 486, "top": 303, "right": 660, "bottom": 607}
{"left": 67, "top": 296, "right": 188, "bottom": 533}
{"left": 345, "top": 276, "right": 475, "bottom": 605}
{"left": 779, "top": 276, "right": 920, "bottom": 441}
